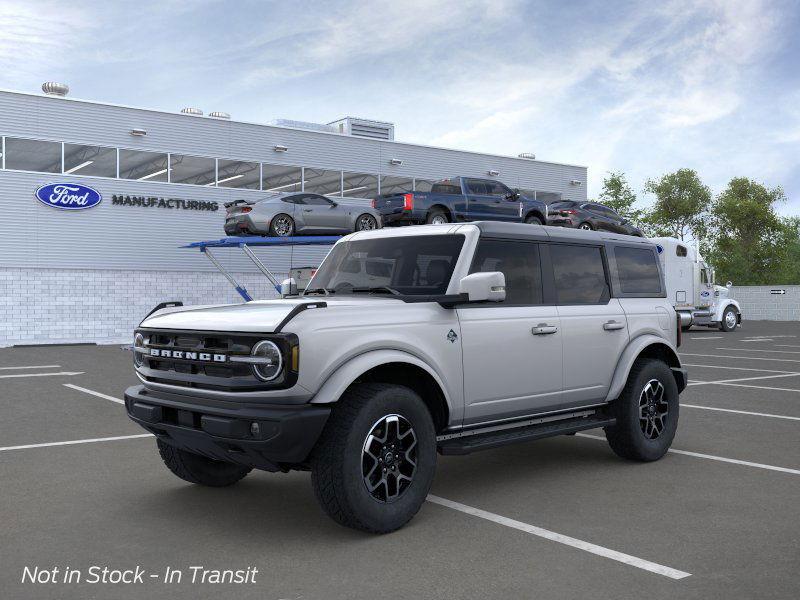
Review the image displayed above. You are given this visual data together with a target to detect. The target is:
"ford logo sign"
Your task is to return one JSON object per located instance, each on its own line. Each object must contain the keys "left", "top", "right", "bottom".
{"left": 701, "top": 291, "right": 710, "bottom": 297}
{"left": 35, "top": 183, "right": 102, "bottom": 210}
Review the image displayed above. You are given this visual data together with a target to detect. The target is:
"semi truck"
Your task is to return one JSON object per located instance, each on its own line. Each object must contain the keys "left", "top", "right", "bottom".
{"left": 652, "top": 237, "right": 742, "bottom": 332}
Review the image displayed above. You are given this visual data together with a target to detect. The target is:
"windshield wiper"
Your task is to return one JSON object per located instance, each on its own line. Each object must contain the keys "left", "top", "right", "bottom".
{"left": 303, "top": 287, "right": 333, "bottom": 296}
{"left": 350, "top": 286, "right": 401, "bottom": 296}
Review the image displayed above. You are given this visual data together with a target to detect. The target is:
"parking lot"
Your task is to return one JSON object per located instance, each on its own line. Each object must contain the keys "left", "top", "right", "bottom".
{"left": 1, "top": 320, "right": 799, "bottom": 600}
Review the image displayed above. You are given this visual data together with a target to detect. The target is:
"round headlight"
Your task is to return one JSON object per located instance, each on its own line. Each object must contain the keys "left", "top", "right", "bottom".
{"left": 133, "top": 333, "right": 145, "bottom": 368}
{"left": 251, "top": 340, "right": 282, "bottom": 381}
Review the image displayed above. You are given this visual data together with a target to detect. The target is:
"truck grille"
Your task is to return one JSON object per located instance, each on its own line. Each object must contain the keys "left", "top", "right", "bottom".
{"left": 135, "top": 329, "right": 292, "bottom": 392}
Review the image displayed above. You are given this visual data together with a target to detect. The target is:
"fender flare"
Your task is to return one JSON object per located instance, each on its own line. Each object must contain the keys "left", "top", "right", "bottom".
{"left": 714, "top": 299, "right": 741, "bottom": 323}
{"left": 309, "top": 349, "right": 453, "bottom": 410}
{"left": 605, "top": 335, "right": 681, "bottom": 402}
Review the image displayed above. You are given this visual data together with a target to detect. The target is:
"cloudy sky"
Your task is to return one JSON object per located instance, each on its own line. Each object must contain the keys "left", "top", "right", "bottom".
{"left": 1, "top": 0, "right": 798, "bottom": 212}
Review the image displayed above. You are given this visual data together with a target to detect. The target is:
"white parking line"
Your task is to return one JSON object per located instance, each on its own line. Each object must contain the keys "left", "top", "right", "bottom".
{"left": 680, "top": 353, "right": 800, "bottom": 364}
{"left": 689, "top": 336, "right": 723, "bottom": 340}
{"left": 0, "top": 365, "right": 61, "bottom": 370}
{"left": 682, "top": 363, "right": 797, "bottom": 374}
{"left": 63, "top": 384, "right": 124, "bottom": 404}
{"left": 714, "top": 382, "right": 800, "bottom": 394}
{"left": 681, "top": 404, "right": 800, "bottom": 421}
{"left": 0, "top": 371, "right": 84, "bottom": 379}
{"left": 688, "top": 373, "right": 800, "bottom": 387}
{"left": 576, "top": 433, "right": 800, "bottom": 475}
{"left": 739, "top": 339, "right": 773, "bottom": 343}
{"left": 426, "top": 495, "right": 691, "bottom": 579}
{"left": 776, "top": 344, "right": 800, "bottom": 349}
{"left": 0, "top": 434, "right": 152, "bottom": 453}
{"left": 716, "top": 348, "right": 800, "bottom": 355}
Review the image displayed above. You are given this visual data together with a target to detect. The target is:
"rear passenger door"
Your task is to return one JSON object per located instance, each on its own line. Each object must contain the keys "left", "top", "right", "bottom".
{"left": 548, "top": 243, "right": 629, "bottom": 405}
{"left": 458, "top": 239, "right": 563, "bottom": 425}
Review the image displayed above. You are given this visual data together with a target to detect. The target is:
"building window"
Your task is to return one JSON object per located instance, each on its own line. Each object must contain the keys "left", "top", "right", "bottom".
{"left": 342, "top": 171, "right": 378, "bottom": 198}
{"left": 4, "top": 138, "right": 61, "bottom": 173}
{"left": 63, "top": 144, "right": 117, "bottom": 177}
{"left": 304, "top": 168, "right": 342, "bottom": 196}
{"left": 217, "top": 159, "right": 260, "bottom": 189}
{"left": 119, "top": 149, "right": 169, "bottom": 182}
{"left": 379, "top": 175, "right": 413, "bottom": 195}
{"left": 170, "top": 154, "right": 216, "bottom": 186}
{"left": 262, "top": 163, "right": 302, "bottom": 193}
{"left": 414, "top": 178, "right": 436, "bottom": 192}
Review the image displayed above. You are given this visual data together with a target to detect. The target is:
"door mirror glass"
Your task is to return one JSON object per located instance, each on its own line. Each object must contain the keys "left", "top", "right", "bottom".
{"left": 458, "top": 272, "right": 506, "bottom": 302}
{"left": 726, "top": 281, "right": 732, "bottom": 288}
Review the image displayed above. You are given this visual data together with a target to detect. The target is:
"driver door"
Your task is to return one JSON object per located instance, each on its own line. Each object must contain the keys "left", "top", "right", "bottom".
{"left": 298, "top": 195, "right": 347, "bottom": 232}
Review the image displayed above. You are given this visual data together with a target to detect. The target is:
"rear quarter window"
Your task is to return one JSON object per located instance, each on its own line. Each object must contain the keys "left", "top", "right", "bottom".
{"left": 614, "top": 247, "right": 663, "bottom": 295}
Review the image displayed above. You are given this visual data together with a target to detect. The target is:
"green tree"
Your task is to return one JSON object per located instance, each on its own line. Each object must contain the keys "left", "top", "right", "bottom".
{"left": 706, "top": 177, "right": 794, "bottom": 285}
{"left": 642, "top": 169, "right": 711, "bottom": 240}
{"left": 598, "top": 171, "right": 641, "bottom": 223}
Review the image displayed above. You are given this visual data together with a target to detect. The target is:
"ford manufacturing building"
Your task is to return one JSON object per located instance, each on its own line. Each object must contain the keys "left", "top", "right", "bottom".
{"left": 0, "top": 85, "right": 587, "bottom": 347}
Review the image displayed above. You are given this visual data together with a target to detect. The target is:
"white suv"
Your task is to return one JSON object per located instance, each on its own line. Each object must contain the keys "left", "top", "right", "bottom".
{"left": 125, "top": 222, "right": 687, "bottom": 533}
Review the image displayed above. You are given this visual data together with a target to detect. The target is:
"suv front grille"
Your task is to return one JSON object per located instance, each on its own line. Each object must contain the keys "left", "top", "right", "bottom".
{"left": 136, "top": 329, "right": 296, "bottom": 392}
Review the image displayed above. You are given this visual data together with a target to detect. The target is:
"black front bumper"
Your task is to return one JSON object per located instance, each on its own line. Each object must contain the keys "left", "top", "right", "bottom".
{"left": 124, "top": 385, "right": 330, "bottom": 471}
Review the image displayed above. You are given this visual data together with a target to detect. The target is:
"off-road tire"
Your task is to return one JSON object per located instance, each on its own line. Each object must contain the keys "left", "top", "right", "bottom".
{"left": 310, "top": 383, "right": 437, "bottom": 534}
{"left": 269, "top": 213, "right": 295, "bottom": 237}
{"left": 604, "top": 359, "right": 679, "bottom": 462}
{"left": 719, "top": 306, "right": 738, "bottom": 332}
{"left": 525, "top": 215, "right": 543, "bottom": 225}
{"left": 157, "top": 439, "right": 251, "bottom": 487}
{"left": 426, "top": 209, "right": 449, "bottom": 225}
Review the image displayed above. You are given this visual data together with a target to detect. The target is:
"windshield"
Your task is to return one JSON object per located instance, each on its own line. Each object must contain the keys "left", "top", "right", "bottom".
{"left": 305, "top": 234, "right": 465, "bottom": 296}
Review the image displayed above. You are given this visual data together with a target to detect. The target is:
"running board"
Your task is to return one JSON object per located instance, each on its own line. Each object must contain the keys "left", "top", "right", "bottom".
{"left": 437, "top": 414, "right": 615, "bottom": 455}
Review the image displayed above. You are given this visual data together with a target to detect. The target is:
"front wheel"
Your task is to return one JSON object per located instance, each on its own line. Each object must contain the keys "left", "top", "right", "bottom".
{"left": 269, "top": 213, "right": 295, "bottom": 237}
{"left": 604, "top": 359, "right": 679, "bottom": 462}
{"left": 719, "top": 307, "right": 738, "bottom": 332}
{"left": 311, "top": 383, "right": 437, "bottom": 533}
{"left": 157, "top": 440, "right": 251, "bottom": 487}
{"left": 355, "top": 213, "right": 378, "bottom": 231}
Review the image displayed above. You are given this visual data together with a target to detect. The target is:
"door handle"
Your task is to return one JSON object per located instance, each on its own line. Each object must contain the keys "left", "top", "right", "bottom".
{"left": 603, "top": 320, "right": 625, "bottom": 331}
{"left": 532, "top": 323, "right": 558, "bottom": 335}
{"left": 303, "top": 209, "right": 313, "bottom": 212}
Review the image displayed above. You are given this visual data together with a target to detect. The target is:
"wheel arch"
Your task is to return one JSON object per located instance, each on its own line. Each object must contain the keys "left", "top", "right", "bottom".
{"left": 524, "top": 209, "right": 546, "bottom": 223}
{"left": 309, "top": 350, "right": 452, "bottom": 432}
{"left": 606, "top": 336, "right": 683, "bottom": 402}
{"left": 428, "top": 204, "right": 453, "bottom": 221}
{"left": 714, "top": 299, "right": 742, "bottom": 323}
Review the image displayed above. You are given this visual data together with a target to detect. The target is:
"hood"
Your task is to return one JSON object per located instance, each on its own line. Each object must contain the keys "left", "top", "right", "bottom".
{"left": 140, "top": 296, "right": 402, "bottom": 333}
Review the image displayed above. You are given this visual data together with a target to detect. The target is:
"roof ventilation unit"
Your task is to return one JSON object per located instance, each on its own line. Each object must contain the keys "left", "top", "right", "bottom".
{"left": 209, "top": 111, "right": 230, "bottom": 119}
{"left": 180, "top": 107, "right": 204, "bottom": 116}
{"left": 518, "top": 152, "right": 536, "bottom": 160}
{"left": 42, "top": 82, "right": 69, "bottom": 96}
{"left": 328, "top": 117, "right": 395, "bottom": 141}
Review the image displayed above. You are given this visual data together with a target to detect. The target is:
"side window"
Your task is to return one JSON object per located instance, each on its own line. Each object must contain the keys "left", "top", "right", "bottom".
{"left": 676, "top": 245, "right": 688, "bottom": 257}
{"left": 485, "top": 181, "right": 511, "bottom": 197}
{"left": 550, "top": 244, "right": 609, "bottom": 304}
{"left": 469, "top": 240, "right": 543, "bottom": 305}
{"left": 614, "top": 247, "right": 662, "bottom": 294}
{"left": 465, "top": 179, "right": 489, "bottom": 195}
{"left": 282, "top": 195, "right": 303, "bottom": 204}
{"left": 304, "top": 195, "right": 333, "bottom": 206}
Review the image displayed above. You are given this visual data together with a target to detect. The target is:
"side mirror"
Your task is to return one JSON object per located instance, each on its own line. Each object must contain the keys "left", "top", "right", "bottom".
{"left": 280, "top": 278, "right": 298, "bottom": 297}
{"left": 458, "top": 272, "right": 506, "bottom": 303}
{"left": 329, "top": 201, "right": 338, "bottom": 208}
{"left": 726, "top": 281, "right": 732, "bottom": 288}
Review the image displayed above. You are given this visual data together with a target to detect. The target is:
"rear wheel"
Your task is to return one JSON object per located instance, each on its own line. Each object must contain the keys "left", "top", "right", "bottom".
{"left": 525, "top": 214, "right": 543, "bottom": 225}
{"left": 355, "top": 213, "right": 378, "bottom": 231}
{"left": 311, "top": 383, "right": 437, "bottom": 533}
{"left": 719, "top": 307, "right": 738, "bottom": 332}
{"left": 269, "top": 213, "right": 295, "bottom": 237}
{"left": 604, "top": 359, "right": 679, "bottom": 462}
{"left": 157, "top": 440, "right": 251, "bottom": 487}
{"left": 426, "top": 209, "right": 449, "bottom": 225}
{"left": 579, "top": 222, "right": 593, "bottom": 231}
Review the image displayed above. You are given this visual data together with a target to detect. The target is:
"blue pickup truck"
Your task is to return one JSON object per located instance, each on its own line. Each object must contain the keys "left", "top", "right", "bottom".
{"left": 372, "top": 177, "right": 548, "bottom": 226}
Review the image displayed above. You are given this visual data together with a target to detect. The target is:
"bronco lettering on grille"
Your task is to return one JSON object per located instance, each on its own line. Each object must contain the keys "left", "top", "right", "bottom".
{"left": 149, "top": 349, "right": 227, "bottom": 362}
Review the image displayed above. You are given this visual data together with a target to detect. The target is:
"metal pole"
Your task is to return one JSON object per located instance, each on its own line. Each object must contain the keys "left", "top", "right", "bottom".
{"left": 241, "top": 244, "right": 281, "bottom": 292}
{"left": 202, "top": 247, "right": 253, "bottom": 301}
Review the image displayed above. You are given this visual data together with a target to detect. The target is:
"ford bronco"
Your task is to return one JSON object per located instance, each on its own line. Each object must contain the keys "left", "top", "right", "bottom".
{"left": 125, "top": 222, "right": 687, "bottom": 533}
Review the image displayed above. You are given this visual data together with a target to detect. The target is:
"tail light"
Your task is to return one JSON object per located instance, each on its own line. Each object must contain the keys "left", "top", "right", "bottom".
{"left": 676, "top": 310, "right": 682, "bottom": 347}
{"left": 403, "top": 193, "right": 414, "bottom": 211}
{"left": 241, "top": 207, "right": 252, "bottom": 213}
{"left": 560, "top": 209, "right": 577, "bottom": 215}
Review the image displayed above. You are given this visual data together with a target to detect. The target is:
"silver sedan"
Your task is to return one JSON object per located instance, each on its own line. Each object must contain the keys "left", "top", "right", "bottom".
{"left": 224, "top": 192, "right": 382, "bottom": 237}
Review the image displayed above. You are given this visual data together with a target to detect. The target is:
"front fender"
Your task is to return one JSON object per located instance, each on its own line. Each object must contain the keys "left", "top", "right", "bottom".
{"left": 714, "top": 299, "right": 741, "bottom": 322}
{"left": 309, "top": 349, "right": 454, "bottom": 410}
{"left": 605, "top": 335, "right": 682, "bottom": 402}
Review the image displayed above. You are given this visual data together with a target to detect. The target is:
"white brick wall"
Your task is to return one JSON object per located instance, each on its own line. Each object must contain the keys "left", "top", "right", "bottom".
{"left": 1, "top": 268, "right": 281, "bottom": 347}
{"left": 729, "top": 286, "right": 800, "bottom": 322}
